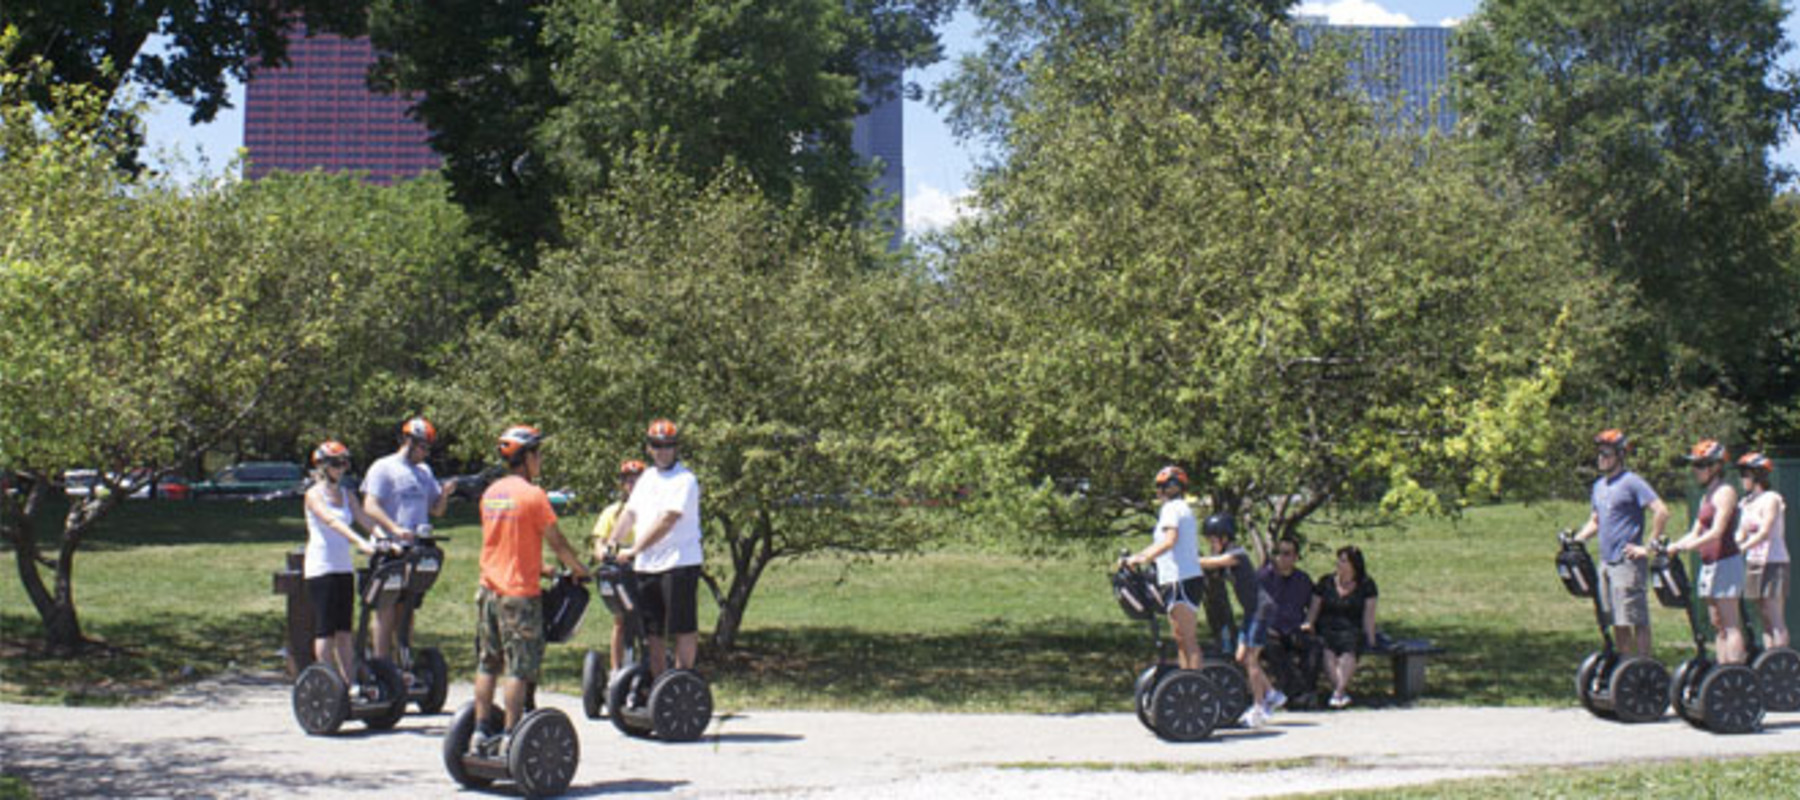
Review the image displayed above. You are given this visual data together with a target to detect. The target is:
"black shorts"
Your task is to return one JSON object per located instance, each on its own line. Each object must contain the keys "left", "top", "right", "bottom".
{"left": 637, "top": 565, "right": 702, "bottom": 637}
{"left": 307, "top": 572, "right": 356, "bottom": 638}
{"left": 1159, "top": 576, "right": 1207, "bottom": 614}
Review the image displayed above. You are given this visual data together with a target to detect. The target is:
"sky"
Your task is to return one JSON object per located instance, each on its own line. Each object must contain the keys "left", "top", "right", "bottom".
{"left": 142, "top": 0, "right": 1800, "bottom": 235}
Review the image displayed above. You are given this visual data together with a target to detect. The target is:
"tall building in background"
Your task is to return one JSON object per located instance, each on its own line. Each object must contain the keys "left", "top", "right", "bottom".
{"left": 243, "top": 33, "right": 438, "bottom": 182}
{"left": 854, "top": 83, "right": 905, "bottom": 246}
{"left": 1301, "top": 20, "right": 1456, "bottom": 134}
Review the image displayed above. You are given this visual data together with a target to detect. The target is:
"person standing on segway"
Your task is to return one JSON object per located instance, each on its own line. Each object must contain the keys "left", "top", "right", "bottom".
{"left": 471, "top": 424, "right": 591, "bottom": 756}
{"left": 1570, "top": 429, "right": 1669, "bottom": 660}
{"left": 1736, "top": 453, "right": 1789, "bottom": 650}
{"left": 593, "top": 459, "right": 647, "bottom": 676}
{"left": 1122, "top": 466, "right": 1204, "bottom": 670}
{"left": 1667, "top": 440, "right": 1750, "bottom": 665}
{"left": 1199, "top": 511, "right": 1278, "bottom": 728}
{"left": 361, "top": 417, "right": 459, "bottom": 662}
{"left": 302, "top": 441, "right": 389, "bottom": 692}
{"left": 614, "top": 419, "right": 704, "bottom": 677}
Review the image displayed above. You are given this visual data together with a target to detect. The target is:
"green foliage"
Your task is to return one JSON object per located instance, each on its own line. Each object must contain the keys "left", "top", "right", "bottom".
{"left": 431, "top": 155, "right": 944, "bottom": 646}
{"left": 0, "top": 45, "right": 475, "bottom": 647}
{"left": 933, "top": 13, "right": 1612, "bottom": 541}
{"left": 370, "top": 0, "right": 953, "bottom": 256}
{"left": 934, "top": 0, "right": 1293, "bottom": 147}
{"left": 1452, "top": 0, "right": 1800, "bottom": 425}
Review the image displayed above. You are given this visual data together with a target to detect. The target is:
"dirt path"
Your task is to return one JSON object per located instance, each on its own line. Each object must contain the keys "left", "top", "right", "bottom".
{"left": 7, "top": 672, "right": 1800, "bottom": 798}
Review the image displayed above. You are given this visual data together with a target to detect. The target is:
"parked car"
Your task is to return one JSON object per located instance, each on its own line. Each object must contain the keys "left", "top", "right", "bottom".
{"left": 155, "top": 474, "right": 192, "bottom": 501}
{"left": 191, "top": 461, "right": 307, "bottom": 501}
{"left": 63, "top": 469, "right": 153, "bottom": 500}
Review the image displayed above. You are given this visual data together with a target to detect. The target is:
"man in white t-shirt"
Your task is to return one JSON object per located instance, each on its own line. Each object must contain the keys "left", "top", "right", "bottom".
{"left": 615, "top": 418, "right": 703, "bottom": 676}
{"left": 360, "top": 416, "right": 459, "bottom": 659}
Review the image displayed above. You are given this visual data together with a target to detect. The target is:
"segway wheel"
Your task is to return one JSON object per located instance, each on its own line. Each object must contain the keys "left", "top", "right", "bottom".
{"left": 1133, "top": 665, "right": 1163, "bottom": 733}
{"left": 649, "top": 669, "right": 714, "bottom": 742}
{"left": 443, "top": 704, "right": 494, "bottom": 789}
{"left": 1609, "top": 657, "right": 1670, "bottom": 723}
{"left": 1574, "top": 652, "right": 1614, "bottom": 719}
{"left": 362, "top": 658, "right": 408, "bottom": 730}
{"left": 607, "top": 663, "right": 654, "bottom": 738}
{"left": 582, "top": 650, "right": 606, "bottom": 720}
{"left": 293, "top": 663, "right": 351, "bottom": 736}
{"left": 1698, "top": 664, "right": 1765, "bottom": 734}
{"left": 416, "top": 648, "right": 449, "bottom": 715}
{"left": 1199, "top": 663, "right": 1250, "bottom": 728}
{"left": 1753, "top": 647, "right": 1800, "bottom": 713}
{"left": 1148, "top": 670, "right": 1219, "bottom": 742}
{"left": 511, "top": 708, "right": 580, "bottom": 798}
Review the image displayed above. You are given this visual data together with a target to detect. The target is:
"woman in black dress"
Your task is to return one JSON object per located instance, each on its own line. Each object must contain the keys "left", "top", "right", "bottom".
{"left": 1302, "top": 546, "right": 1378, "bottom": 708}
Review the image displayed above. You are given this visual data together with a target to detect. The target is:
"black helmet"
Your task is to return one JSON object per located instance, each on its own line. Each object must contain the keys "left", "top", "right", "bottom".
{"left": 1203, "top": 512, "right": 1236, "bottom": 541}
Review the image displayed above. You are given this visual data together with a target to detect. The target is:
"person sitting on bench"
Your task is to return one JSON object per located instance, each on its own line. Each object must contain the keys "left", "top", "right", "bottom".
{"left": 1303, "top": 545, "right": 1378, "bottom": 709}
{"left": 1259, "top": 536, "right": 1321, "bottom": 709}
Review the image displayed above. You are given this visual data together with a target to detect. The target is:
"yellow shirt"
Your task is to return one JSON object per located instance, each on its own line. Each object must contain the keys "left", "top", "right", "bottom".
{"left": 589, "top": 500, "right": 627, "bottom": 558}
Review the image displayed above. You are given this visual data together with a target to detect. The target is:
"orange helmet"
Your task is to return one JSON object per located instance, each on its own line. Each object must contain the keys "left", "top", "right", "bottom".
{"left": 1593, "top": 429, "right": 1629, "bottom": 452}
{"left": 1737, "top": 452, "right": 1774, "bottom": 474}
{"left": 646, "top": 419, "right": 680, "bottom": 446}
{"left": 1154, "top": 465, "right": 1188, "bottom": 490}
{"left": 619, "top": 459, "right": 647, "bottom": 478}
{"left": 497, "top": 425, "right": 544, "bottom": 461}
{"left": 1685, "top": 439, "right": 1727, "bottom": 466}
{"left": 312, "top": 440, "right": 351, "bottom": 466}
{"left": 402, "top": 417, "right": 438, "bottom": 445}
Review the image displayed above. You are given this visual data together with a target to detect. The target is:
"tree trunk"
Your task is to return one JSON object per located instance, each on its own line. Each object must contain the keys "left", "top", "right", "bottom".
{"left": 709, "top": 508, "right": 777, "bottom": 651}
{"left": 2, "top": 479, "right": 88, "bottom": 652}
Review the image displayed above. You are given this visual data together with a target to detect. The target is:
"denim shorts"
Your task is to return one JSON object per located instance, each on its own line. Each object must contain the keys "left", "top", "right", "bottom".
{"left": 1698, "top": 554, "right": 1746, "bottom": 600}
{"left": 1237, "top": 615, "right": 1269, "bottom": 649}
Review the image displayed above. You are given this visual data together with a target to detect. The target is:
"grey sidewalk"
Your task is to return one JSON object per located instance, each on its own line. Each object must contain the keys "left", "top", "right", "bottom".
{"left": 6, "top": 672, "right": 1800, "bottom": 798}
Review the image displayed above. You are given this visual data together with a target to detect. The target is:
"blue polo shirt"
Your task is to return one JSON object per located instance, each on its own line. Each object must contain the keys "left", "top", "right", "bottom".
{"left": 1591, "top": 470, "right": 1659, "bottom": 565}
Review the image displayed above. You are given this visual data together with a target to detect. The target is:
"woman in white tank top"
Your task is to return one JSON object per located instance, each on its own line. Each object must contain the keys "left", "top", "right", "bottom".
{"left": 304, "top": 441, "right": 385, "bottom": 686}
{"left": 1737, "top": 453, "right": 1789, "bottom": 649}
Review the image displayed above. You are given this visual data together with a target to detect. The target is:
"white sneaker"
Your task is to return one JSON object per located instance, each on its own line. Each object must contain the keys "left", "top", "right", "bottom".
{"left": 1238, "top": 705, "right": 1269, "bottom": 729}
{"left": 1329, "top": 692, "right": 1351, "bottom": 709}
{"left": 1265, "top": 689, "right": 1288, "bottom": 711}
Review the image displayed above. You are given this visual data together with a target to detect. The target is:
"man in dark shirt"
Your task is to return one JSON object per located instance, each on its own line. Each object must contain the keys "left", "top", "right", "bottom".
{"left": 1259, "top": 536, "right": 1321, "bottom": 709}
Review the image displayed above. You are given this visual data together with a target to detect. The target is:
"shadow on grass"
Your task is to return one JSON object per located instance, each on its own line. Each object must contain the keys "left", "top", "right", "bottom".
{"left": 0, "top": 609, "right": 287, "bottom": 705}
{"left": 1365, "top": 623, "right": 1603, "bottom": 707}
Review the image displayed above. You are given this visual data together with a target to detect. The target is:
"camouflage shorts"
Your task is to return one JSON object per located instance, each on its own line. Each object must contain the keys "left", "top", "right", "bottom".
{"left": 476, "top": 588, "right": 544, "bottom": 683}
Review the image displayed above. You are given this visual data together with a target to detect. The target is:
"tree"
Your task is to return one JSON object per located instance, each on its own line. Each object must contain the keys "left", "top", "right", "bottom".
{"left": 431, "top": 154, "right": 943, "bottom": 649}
{"left": 933, "top": 0, "right": 1292, "bottom": 147}
{"left": 1, "top": 1, "right": 367, "bottom": 163}
{"left": 0, "top": 46, "right": 469, "bottom": 650}
{"left": 930, "top": 13, "right": 1614, "bottom": 545}
{"left": 1452, "top": 0, "right": 1800, "bottom": 433}
{"left": 367, "top": 0, "right": 954, "bottom": 256}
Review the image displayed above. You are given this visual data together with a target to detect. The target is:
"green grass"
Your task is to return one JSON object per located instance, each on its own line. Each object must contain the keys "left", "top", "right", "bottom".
{"left": 0, "top": 496, "right": 1704, "bottom": 712}
{"left": 1297, "top": 752, "right": 1800, "bottom": 798}
{"left": 0, "top": 775, "right": 34, "bottom": 800}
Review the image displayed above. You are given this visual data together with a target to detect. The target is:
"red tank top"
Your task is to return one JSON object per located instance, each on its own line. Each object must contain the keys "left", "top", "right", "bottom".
{"left": 1697, "top": 488, "right": 1740, "bottom": 565}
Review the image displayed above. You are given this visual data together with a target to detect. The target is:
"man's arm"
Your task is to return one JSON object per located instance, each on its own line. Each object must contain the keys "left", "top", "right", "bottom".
{"left": 429, "top": 478, "right": 458, "bottom": 517}
{"left": 544, "top": 521, "right": 590, "bottom": 579}
{"left": 359, "top": 486, "right": 408, "bottom": 538}
{"left": 1573, "top": 511, "right": 1600, "bottom": 542}
{"left": 624, "top": 510, "right": 682, "bottom": 560}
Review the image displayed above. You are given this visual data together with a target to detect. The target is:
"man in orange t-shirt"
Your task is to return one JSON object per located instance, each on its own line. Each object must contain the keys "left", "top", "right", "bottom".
{"left": 470, "top": 424, "right": 588, "bottom": 755}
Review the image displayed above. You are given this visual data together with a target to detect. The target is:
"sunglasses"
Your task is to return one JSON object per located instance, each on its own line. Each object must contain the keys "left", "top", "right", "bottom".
{"left": 322, "top": 458, "right": 350, "bottom": 468}
{"left": 649, "top": 442, "right": 677, "bottom": 450}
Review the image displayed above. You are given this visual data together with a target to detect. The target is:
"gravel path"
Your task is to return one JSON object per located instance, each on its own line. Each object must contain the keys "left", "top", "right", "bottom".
{"left": 7, "top": 672, "right": 1800, "bottom": 798}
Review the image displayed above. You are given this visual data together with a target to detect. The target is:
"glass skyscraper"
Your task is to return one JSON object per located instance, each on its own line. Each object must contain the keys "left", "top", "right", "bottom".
{"left": 1311, "top": 22, "right": 1456, "bottom": 134}
{"left": 242, "top": 34, "right": 439, "bottom": 182}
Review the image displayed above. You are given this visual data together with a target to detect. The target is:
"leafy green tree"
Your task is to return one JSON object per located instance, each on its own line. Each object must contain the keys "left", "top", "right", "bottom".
{"left": 1, "top": 2, "right": 367, "bottom": 162}
{"left": 432, "top": 154, "right": 943, "bottom": 649}
{"left": 368, "top": 0, "right": 954, "bottom": 256}
{"left": 931, "top": 13, "right": 1613, "bottom": 544}
{"left": 934, "top": 0, "right": 1292, "bottom": 147}
{"left": 1452, "top": 0, "right": 1800, "bottom": 431}
{"left": 0, "top": 48, "right": 469, "bottom": 650}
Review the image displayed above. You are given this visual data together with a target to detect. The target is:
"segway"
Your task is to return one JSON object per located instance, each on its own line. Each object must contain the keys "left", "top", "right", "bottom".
{"left": 1555, "top": 532, "right": 1669, "bottom": 722}
{"left": 1657, "top": 543, "right": 1765, "bottom": 733}
{"left": 588, "top": 557, "right": 714, "bottom": 741}
{"left": 291, "top": 545, "right": 409, "bottom": 735}
{"left": 357, "top": 526, "right": 451, "bottom": 715}
{"left": 1113, "top": 555, "right": 1221, "bottom": 742}
{"left": 442, "top": 573, "right": 590, "bottom": 798}
{"left": 1740, "top": 595, "right": 1800, "bottom": 713}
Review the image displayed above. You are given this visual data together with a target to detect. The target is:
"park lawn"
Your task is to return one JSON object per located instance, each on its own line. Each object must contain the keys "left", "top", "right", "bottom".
{"left": 0, "top": 496, "right": 1705, "bottom": 712}
{"left": 1302, "top": 751, "right": 1800, "bottom": 798}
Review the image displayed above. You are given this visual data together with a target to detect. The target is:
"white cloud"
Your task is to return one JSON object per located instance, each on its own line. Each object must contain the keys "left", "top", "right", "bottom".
{"left": 1294, "top": 0, "right": 1417, "bottom": 27}
{"left": 1439, "top": 16, "right": 1464, "bottom": 27}
{"left": 905, "top": 183, "right": 975, "bottom": 234}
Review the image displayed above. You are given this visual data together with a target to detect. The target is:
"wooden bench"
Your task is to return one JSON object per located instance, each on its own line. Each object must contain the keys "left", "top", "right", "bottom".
{"left": 1366, "top": 635, "right": 1446, "bottom": 703}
